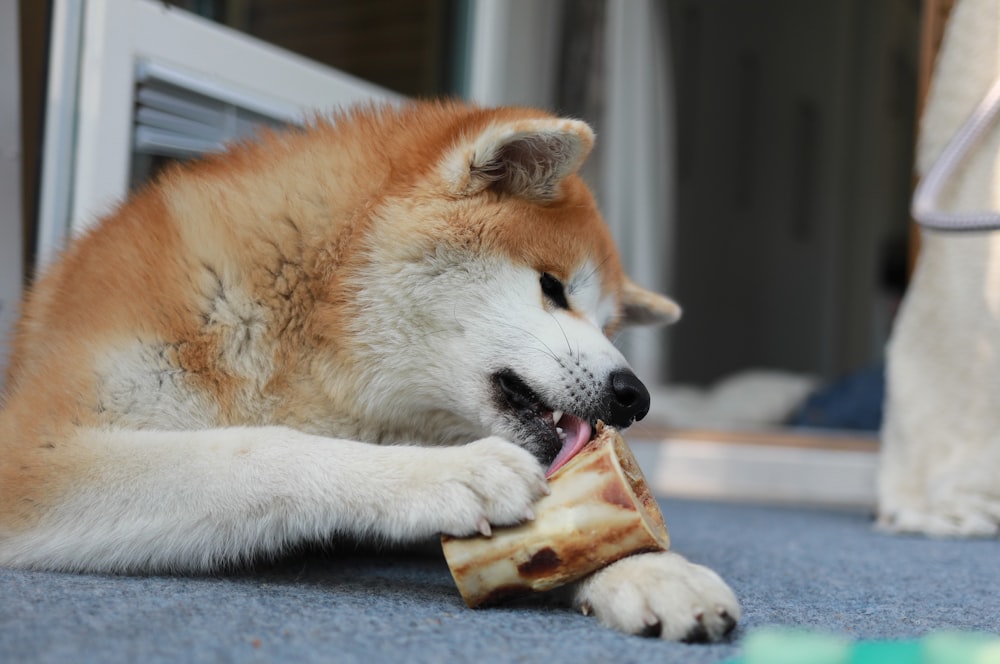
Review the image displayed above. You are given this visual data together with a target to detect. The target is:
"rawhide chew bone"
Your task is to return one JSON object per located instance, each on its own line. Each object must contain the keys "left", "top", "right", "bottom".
{"left": 441, "top": 423, "right": 670, "bottom": 608}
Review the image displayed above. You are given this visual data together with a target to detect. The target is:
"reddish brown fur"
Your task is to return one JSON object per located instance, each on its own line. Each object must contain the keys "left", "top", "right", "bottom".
{"left": 0, "top": 100, "right": 626, "bottom": 533}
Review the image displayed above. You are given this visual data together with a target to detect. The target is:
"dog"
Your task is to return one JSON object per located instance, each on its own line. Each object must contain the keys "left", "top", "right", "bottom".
{"left": 878, "top": 0, "right": 1000, "bottom": 539}
{"left": 0, "top": 101, "right": 739, "bottom": 641}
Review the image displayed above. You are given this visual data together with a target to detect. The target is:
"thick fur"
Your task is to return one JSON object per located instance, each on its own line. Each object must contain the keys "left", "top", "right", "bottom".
{"left": 0, "top": 101, "right": 738, "bottom": 640}
{"left": 878, "top": 0, "right": 1000, "bottom": 538}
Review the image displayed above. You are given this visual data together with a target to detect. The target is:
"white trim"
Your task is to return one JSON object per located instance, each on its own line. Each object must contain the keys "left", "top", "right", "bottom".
{"left": 629, "top": 436, "right": 878, "bottom": 509}
{"left": 465, "top": 0, "right": 563, "bottom": 109}
{"left": 466, "top": 0, "right": 509, "bottom": 106}
{"left": 71, "top": 0, "right": 138, "bottom": 235}
{"left": 36, "top": 0, "right": 85, "bottom": 271}
{"left": 603, "top": 0, "right": 675, "bottom": 383}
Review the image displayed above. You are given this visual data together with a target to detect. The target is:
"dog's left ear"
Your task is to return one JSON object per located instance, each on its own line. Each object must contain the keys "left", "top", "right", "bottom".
{"left": 444, "top": 117, "right": 594, "bottom": 201}
{"left": 620, "top": 277, "right": 682, "bottom": 327}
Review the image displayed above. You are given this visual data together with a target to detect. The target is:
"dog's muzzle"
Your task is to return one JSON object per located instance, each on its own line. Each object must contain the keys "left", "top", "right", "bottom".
{"left": 490, "top": 367, "right": 651, "bottom": 475}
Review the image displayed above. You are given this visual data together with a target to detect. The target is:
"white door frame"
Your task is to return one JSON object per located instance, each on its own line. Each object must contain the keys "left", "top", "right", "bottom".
{"left": 38, "top": 0, "right": 394, "bottom": 268}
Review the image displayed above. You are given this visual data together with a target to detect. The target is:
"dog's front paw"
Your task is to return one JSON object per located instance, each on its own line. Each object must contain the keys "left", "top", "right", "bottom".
{"left": 433, "top": 436, "right": 549, "bottom": 538}
{"left": 572, "top": 551, "right": 740, "bottom": 642}
{"left": 877, "top": 505, "right": 1000, "bottom": 538}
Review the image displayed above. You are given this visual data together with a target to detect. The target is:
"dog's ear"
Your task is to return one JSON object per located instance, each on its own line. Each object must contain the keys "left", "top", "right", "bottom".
{"left": 620, "top": 277, "right": 682, "bottom": 327}
{"left": 443, "top": 118, "right": 594, "bottom": 200}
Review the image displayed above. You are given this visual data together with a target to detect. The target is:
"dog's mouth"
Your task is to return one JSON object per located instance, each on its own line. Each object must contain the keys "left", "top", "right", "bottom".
{"left": 491, "top": 370, "right": 595, "bottom": 477}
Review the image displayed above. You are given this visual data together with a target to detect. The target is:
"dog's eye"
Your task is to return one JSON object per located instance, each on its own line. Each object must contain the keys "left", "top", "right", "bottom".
{"left": 540, "top": 272, "right": 569, "bottom": 309}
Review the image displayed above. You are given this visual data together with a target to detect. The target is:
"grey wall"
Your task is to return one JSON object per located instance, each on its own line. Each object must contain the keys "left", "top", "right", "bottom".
{"left": 666, "top": 0, "right": 918, "bottom": 384}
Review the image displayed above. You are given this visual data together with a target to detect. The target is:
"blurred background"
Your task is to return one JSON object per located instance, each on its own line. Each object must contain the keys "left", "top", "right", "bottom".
{"left": 3, "top": 0, "right": 950, "bottom": 506}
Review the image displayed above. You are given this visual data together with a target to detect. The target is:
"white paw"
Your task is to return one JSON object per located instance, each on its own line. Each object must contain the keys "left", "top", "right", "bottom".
{"left": 877, "top": 506, "right": 1000, "bottom": 538}
{"left": 573, "top": 551, "right": 740, "bottom": 642}
{"left": 432, "top": 436, "right": 549, "bottom": 538}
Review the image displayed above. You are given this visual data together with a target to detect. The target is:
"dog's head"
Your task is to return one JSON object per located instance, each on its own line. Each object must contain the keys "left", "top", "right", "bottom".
{"left": 339, "top": 104, "right": 679, "bottom": 473}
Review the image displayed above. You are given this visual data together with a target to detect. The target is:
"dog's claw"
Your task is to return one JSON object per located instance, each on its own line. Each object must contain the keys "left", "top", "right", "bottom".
{"left": 718, "top": 609, "right": 737, "bottom": 636}
{"left": 639, "top": 620, "right": 663, "bottom": 638}
{"left": 476, "top": 517, "right": 492, "bottom": 537}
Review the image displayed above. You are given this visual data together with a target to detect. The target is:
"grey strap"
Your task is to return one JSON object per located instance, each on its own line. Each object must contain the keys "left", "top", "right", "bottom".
{"left": 912, "top": 76, "right": 1000, "bottom": 231}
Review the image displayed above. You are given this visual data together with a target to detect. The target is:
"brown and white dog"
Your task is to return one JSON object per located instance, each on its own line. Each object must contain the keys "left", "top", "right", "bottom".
{"left": 0, "top": 101, "right": 739, "bottom": 641}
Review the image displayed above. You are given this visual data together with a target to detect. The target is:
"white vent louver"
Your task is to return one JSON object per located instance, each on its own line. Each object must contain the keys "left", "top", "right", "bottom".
{"left": 133, "top": 60, "right": 302, "bottom": 158}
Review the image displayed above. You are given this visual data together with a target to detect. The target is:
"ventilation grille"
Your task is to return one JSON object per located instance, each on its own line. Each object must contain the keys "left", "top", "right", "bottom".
{"left": 133, "top": 60, "right": 299, "bottom": 158}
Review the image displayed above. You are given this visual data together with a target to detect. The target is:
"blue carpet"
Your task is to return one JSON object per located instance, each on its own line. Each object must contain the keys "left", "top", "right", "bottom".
{"left": 2, "top": 498, "right": 998, "bottom": 663}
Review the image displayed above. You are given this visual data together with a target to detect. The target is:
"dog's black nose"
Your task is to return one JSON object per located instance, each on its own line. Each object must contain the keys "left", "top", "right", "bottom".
{"left": 606, "top": 369, "right": 650, "bottom": 428}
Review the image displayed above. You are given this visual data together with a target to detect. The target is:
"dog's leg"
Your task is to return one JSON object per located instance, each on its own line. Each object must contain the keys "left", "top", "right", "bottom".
{"left": 559, "top": 552, "right": 741, "bottom": 642}
{"left": 0, "top": 426, "right": 547, "bottom": 572}
{"left": 878, "top": 469, "right": 1000, "bottom": 538}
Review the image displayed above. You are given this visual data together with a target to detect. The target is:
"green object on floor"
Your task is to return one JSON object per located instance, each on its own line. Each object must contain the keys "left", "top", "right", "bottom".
{"left": 724, "top": 628, "right": 1000, "bottom": 664}
{"left": 740, "top": 629, "right": 849, "bottom": 664}
{"left": 924, "top": 632, "right": 1000, "bottom": 664}
{"left": 848, "top": 639, "right": 922, "bottom": 664}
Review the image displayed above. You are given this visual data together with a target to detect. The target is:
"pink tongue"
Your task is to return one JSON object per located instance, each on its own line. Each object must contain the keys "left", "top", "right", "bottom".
{"left": 546, "top": 414, "right": 592, "bottom": 478}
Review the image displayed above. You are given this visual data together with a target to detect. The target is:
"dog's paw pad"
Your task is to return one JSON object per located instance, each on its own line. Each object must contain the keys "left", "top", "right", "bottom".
{"left": 879, "top": 507, "right": 1000, "bottom": 538}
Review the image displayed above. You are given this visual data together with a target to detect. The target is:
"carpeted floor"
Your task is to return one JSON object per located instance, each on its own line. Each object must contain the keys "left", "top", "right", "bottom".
{"left": 2, "top": 497, "right": 998, "bottom": 663}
